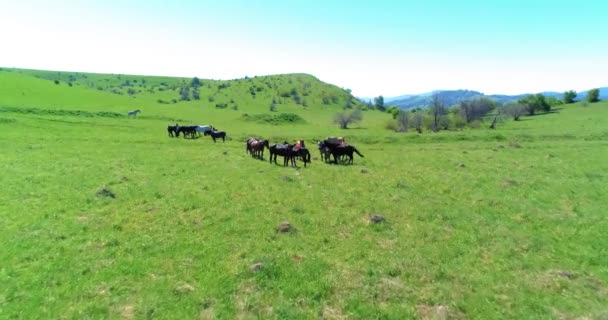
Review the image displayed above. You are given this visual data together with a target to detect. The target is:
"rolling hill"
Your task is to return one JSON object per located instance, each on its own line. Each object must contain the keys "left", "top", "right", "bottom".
{"left": 387, "top": 87, "right": 608, "bottom": 109}
{"left": 0, "top": 67, "right": 361, "bottom": 116}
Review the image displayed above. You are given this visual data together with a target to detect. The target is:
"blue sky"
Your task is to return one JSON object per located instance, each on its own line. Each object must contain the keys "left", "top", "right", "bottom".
{"left": 2, "top": 0, "right": 607, "bottom": 97}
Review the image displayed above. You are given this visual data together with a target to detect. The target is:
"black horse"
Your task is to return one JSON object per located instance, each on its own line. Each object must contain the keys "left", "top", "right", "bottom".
{"left": 167, "top": 124, "right": 179, "bottom": 137}
{"left": 293, "top": 147, "right": 311, "bottom": 167}
{"left": 317, "top": 141, "right": 332, "bottom": 163}
{"left": 323, "top": 140, "right": 364, "bottom": 164}
{"left": 205, "top": 130, "right": 226, "bottom": 143}
{"left": 177, "top": 126, "right": 197, "bottom": 138}
{"left": 269, "top": 143, "right": 296, "bottom": 167}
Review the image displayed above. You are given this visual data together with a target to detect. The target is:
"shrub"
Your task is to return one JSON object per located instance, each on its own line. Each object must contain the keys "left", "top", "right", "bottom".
{"left": 385, "top": 120, "right": 399, "bottom": 131}
{"left": 215, "top": 103, "right": 228, "bottom": 109}
{"left": 242, "top": 113, "right": 305, "bottom": 125}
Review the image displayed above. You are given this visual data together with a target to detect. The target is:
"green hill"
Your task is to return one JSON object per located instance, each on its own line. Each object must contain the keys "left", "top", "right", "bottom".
{"left": 1, "top": 67, "right": 607, "bottom": 319}
{"left": 1, "top": 68, "right": 358, "bottom": 114}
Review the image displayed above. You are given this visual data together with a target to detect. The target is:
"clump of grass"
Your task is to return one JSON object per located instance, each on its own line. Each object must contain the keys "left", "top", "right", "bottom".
{"left": 0, "top": 106, "right": 124, "bottom": 118}
{"left": 242, "top": 113, "right": 305, "bottom": 125}
{"left": 95, "top": 187, "right": 116, "bottom": 199}
{"left": 0, "top": 117, "right": 16, "bottom": 123}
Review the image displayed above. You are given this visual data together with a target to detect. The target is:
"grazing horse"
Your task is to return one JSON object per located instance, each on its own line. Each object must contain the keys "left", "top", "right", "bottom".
{"left": 205, "top": 130, "right": 226, "bottom": 143}
{"left": 246, "top": 137, "right": 258, "bottom": 155}
{"left": 248, "top": 139, "right": 269, "bottom": 159}
{"left": 293, "top": 147, "right": 311, "bottom": 167}
{"left": 323, "top": 140, "right": 364, "bottom": 165}
{"left": 167, "top": 124, "right": 179, "bottom": 137}
{"left": 128, "top": 109, "right": 141, "bottom": 117}
{"left": 196, "top": 125, "right": 213, "bottom": 137}
{"left": 269, "top": 143, "right": 296, "bottom": 167}
{"left": 177, "top": 126, "right": 197, "bottom": 138}
{"left": 317, "top": 141, "right": 332, "bottom": 163}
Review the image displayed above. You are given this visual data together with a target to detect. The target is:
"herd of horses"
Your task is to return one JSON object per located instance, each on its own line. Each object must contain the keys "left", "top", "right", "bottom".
{"left": 167, "top": 124, "right": 226, "bottom": 142}
{"left": 246, "top": 137, "right": 364, "bottom": 167}
{"left": 166, "top": 123, "right": 364, "bottom": 166}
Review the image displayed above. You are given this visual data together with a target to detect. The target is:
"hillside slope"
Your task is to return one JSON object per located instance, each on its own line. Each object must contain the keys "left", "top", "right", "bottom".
{"left": 1, "top": 68, "right": 359, "bottom": 115}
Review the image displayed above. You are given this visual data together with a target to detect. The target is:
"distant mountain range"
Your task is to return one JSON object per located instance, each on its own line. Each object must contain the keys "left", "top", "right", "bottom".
{"left": 382, "top": 88, "right": 608, "bottom": 109}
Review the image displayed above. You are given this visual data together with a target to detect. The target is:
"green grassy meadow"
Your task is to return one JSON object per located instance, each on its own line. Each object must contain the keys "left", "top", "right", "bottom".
{"left": 1, "top": 68, "right": 607, "bottom": 319}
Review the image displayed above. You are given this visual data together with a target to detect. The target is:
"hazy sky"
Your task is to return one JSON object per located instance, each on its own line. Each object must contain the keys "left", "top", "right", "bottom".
{"left": 2, "top": 0, "right": 607, "bottom": 97}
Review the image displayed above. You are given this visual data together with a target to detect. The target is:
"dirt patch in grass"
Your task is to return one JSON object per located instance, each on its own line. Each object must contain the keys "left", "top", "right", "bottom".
{"left": 119, "top": 304, "right": 135, "bottom": 320}
{"left": 322, "top": 305, "right": 347, "bottom": 320}
{"left": 417, "top": 304, "right": 464, "bottom": 320}
{"left": 500, "top": 179, "right": 518, "bottom": 188}
{"left": 174, "top": 283, "right": 195, "bottom": 295}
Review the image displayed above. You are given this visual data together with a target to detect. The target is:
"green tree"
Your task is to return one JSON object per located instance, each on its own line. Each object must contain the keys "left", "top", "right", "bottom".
{"left": 192, "top": 88, "right": 200, "bottom": 100}
{"left": 179, "top": 87, "right": 190, "bottom": 101}
{"left": 374, "top": 96, "right": 385, "bottom": 111}
{"left": 518, "top": 94, "right": 550, "bottom": 116}
{"left": 586, "top": 88, "right": 600, "bottom": 103}
{"left": 191, "top": 77, "right": 200, "bottom": 88}
{"left": 387, "top": 106, "right": 400, "bottom": 119}
{"left": 563, "top": 90, "right": 577, "bottom": 104}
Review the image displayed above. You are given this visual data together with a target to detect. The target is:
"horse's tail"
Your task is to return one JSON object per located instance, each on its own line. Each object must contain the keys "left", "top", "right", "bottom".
{"left": 353, "top": 147, "right": 364, "bottom": 158}
{"left": 305, "top": 150, "right": 311, "bottom": 163}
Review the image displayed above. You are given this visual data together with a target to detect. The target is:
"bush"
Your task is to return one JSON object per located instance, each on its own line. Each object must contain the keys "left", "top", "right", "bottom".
{"left": 215, "top": 103, "right": 228, "bottom": 109}
{"left": 242, "top": 113, "right": 305, "bottom": 125}
{"left": 469, "top": 120, "right": 481, "bottom": 128}
{"left": 385, "top": 120, "right": 399, "bottom": 131}
{"left": 387, "top": 106, "right": 400, "bottom": 119}
{"left": 452, "top": 114, "right": 467, "bottom": 129}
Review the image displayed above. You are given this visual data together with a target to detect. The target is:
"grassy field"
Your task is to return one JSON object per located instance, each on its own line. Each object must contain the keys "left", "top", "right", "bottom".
{"left": 1, "top": 68, "right": 607, "bottom": 319}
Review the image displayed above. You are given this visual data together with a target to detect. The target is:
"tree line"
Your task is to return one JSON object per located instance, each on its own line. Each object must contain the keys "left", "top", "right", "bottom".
{"left": 334, "top": 89, "right": 601, "bottom": 131}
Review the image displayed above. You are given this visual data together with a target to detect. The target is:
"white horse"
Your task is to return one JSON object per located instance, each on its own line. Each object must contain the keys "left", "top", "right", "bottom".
{"left": 196, "top": 125, "right": 213, "bottom": 134}
{"left": 127, "top": 109, "right": 141, "bottom": 116}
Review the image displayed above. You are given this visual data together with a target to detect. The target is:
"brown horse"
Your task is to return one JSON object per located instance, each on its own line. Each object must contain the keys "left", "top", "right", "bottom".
{"left": 249, "top": 139, "right": 269, "bottom": 159}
